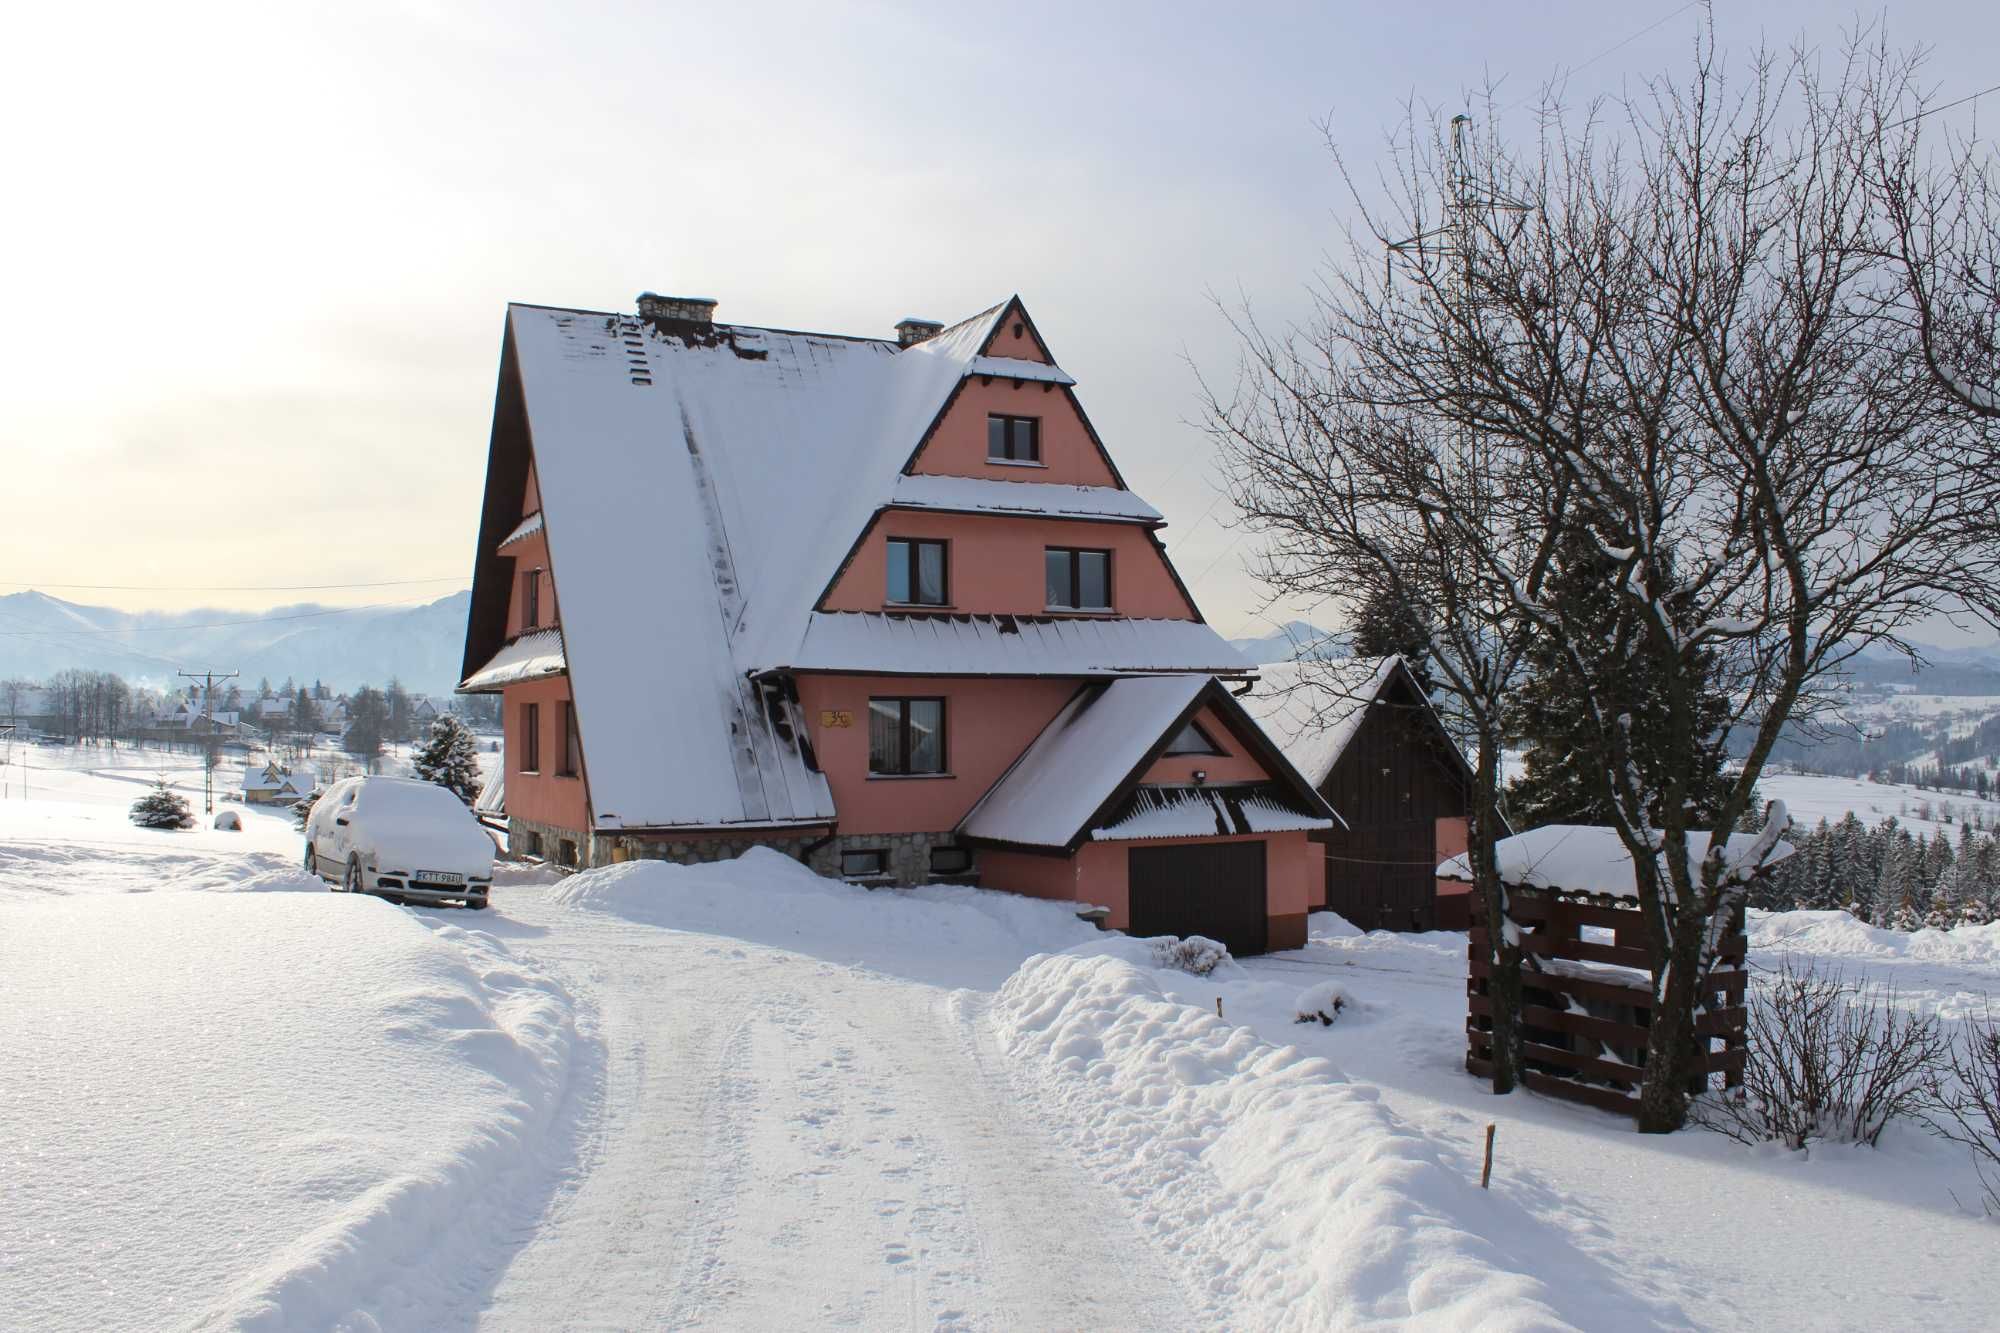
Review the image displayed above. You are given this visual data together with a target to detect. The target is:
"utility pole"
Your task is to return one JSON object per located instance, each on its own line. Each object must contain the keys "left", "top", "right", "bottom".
{"left": 178, "top": 669, "right": 238, "bottom": 815}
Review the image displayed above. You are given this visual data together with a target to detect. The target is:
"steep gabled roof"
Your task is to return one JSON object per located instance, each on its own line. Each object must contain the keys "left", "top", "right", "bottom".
{"left": 1239, "top": 655, "right": 1471, "bottom": 790}
{"left": 958, "top": 675, "right": 1342, "bottom": 852}
{"left": 465, "top": 296, "right": 1242, "bottom": 831}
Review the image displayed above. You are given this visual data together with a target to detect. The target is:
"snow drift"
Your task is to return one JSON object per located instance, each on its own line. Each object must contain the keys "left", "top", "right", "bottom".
{"left": 0, "top": 892, "right": 577, "bottom": 1332}
{"left": 550, "top": 846, "right": 1103, "bottom": 985}
{"left": 992, "top": 951, "right": 1661, "bottom": 1332}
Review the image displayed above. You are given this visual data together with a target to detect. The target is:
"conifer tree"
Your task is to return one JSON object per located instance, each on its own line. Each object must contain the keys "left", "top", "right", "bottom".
{"left": 344, "top": 687, "right": 389, "bottom": 766}
{"left": 412, "top": 715, "right": 484, "bottom": 805}
{"left": 1347, "top": 581, "right": 1435, "bottom": 691}
{"left": 1506, "top": 531, "right": 1733, "bottom": 829}
{"left": 130, "top": 777, "right": 194, "bottom": 830}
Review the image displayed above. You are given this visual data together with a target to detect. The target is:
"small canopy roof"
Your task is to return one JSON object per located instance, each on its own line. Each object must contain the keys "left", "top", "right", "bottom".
{"left": 959, "top": 674, "right": 1342, "bottom": 852}
{"left": 1437, "top": 823, "right": 1796, "bottom": 899}
{"left": 459, "top": 628, "right": 567, "bottom": 693}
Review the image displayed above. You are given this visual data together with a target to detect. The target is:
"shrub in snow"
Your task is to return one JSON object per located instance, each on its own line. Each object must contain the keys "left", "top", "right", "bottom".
{"left": 213, "top": 810, "right": 242, "bottom": 831}
{"left": 292, "top": 793, "right": 319, "bottom": 831}
{"left": 130, "top": 778, "right": 194, "bottom": 830}
{"left": 1927, "top": 1011, "right": 2000, "bottom": 1214}
{"left": 1294, "top": 980, "right": 1355, "bottom": 1025}
{"left": 412, "top": 715, "right": 484, "bottom": 804}
{"left": 1699, "top": 955, "right": 1945, "bottom": 1150}
{"left": 1147, "top": 935, "right": 1232, "bottom": 976}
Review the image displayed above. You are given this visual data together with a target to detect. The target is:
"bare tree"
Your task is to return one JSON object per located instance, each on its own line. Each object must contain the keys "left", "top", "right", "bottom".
{"left": 1211, "top": 29, "right": 2000, "bottom": 1129}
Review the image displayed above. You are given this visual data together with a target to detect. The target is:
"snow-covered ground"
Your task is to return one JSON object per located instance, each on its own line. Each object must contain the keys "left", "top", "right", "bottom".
{"left": 1759, "top": 770, "right": 2000, "bottom": 838}
{"left": 4, "top": 741, "right": 1997, "bottom": 1329}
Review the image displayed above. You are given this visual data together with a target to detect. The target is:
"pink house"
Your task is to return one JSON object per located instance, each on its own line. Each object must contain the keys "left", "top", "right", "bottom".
{"left": 458, "top": 294, "right": 1339, "bottom": 953}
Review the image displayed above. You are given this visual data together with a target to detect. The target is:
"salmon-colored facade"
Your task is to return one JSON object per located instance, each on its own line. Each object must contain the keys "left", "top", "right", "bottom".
{"left": 459, "top": 293, "right": 1340, "bottom": 955}
{"left": 823, "top": 511, "right": 1198, "bottom": 620}
{"left": 794, "top": 675, "right": 1079, "bottom": 834}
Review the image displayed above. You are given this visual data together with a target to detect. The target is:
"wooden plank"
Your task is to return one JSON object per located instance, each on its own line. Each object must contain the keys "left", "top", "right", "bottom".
{"left": 1515, "top": 932, "right": 1655, "bottom": 970}
{"left": 1470, "top": 956, "right": 1656, "bottom": 1008}
{"left": 1466, "top": 1056, "right": 1642, "bottom": 1118}
{"left": 1469, "top": 996, "right": 1649, "bottom": 1049}
{"left": 1511, "top": 1036, "right": 1647, "bottom": 1087}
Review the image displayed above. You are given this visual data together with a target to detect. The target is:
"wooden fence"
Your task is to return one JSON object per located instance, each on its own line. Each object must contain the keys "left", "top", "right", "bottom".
{"left": 1466, "top": 887, "right": 1747, "bottom": 1118}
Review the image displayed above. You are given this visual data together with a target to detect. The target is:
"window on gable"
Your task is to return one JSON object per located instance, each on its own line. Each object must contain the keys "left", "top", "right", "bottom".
{"left": 519, "top": 702, "right": 541, "bottom": 773}
{"left": 559, "top": 701, "right": 581, "bottom": 776}
{"left": 520, "top": 568, "right": 541, "bottom": 629}
{"left": 886, "top": 538, "right": 948, "bottom": 606}
{"left": 1045, "top": 547, "right": 1112, "bottom": 611}
{"left": 868, "top": 697, "right": 946, "bottom": 776}
{"left": 987, "top": 414, "right": 1040, "bottom": 463}
{"left": 1162, "top": 719, "right": 1224, "bottom": 756}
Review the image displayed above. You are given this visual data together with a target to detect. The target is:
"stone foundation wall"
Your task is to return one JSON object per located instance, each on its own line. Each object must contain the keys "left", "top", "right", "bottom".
{"left": 504, "top": 816, "right": 979, "bottom": 887}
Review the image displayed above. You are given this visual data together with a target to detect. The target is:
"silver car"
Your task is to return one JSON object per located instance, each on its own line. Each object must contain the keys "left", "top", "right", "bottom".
{"left": 303, "top": 775, "right": 495, "bottom": 909}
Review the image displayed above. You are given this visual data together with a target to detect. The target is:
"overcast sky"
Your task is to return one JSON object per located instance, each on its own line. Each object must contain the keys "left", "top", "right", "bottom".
{"left": 4, "top": 1, "right": 1996, "bottom": 643}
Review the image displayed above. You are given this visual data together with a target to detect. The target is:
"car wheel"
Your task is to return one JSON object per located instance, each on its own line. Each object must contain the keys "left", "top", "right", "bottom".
{"left": 465, "top": 894, "right": 488, "bottom": 911}
{"left": 344, "top": 856, "right": 366, "bottom": 896}
{"left": 304, "top": 843, "right": 320, "bottom": 882}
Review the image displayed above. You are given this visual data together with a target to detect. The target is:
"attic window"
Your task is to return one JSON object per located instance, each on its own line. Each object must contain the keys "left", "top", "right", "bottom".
{"left": 1045, "top": 548, "right": 1111, "bottom": 611}
{"left": 1163, "top": 719, "right": 1224, "bottom": 756}
{"left": 987, "top": 415, "right": 1040, "bottom": 463}
{"left": 886, "top": 538, "right": 948, "bottom": 606}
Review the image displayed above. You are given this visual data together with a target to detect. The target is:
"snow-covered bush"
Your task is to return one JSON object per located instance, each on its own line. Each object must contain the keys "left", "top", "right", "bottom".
{"left": 129, "top": 778, "right": 194, "bottom": 831}
{"left": 291, "top": 793, "right": 319, "bottom": 832}
{"left": 1148, "top": 935, "right": 1232, "bottom": 977}
{"left": 1294, "top": 980, "right": 1355, "bottom": 1026}
{"left": 1700, "top": 956, "right": 1945, "bottom": 1149}
{"left": 1928, "top": 1012, "right": 2000, "bottom": 1214}
{"left": 213, "top": 810, "right": 242, "bottom": 831}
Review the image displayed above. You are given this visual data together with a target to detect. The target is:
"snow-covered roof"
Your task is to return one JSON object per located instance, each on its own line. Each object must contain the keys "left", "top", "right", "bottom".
{"left": 1090, "top": 784, "right": 1335, "bottom": 841}
{"left": 460, "top": 628, "right": 567, "bottom": 692}
{"left": 1237, "top": 656, "right": 1403, "bottom": 786}
{"left": 773, "top": 613, "right": 1252, "bottom": 678}
{"left": 481, "top": 295, "right": 1213, "bottom": 830}
{"left": 1436, "top": 824, "right": 1797, "bottom": 899}
{"left": 966, "top": 355, "right": 1075, "bottom": 385}
{"left": 960, "top": 674, "right": 1341, "bottom": 849}
{"left": 497, "top": 510, "right": 544, "bottom": 551}
{"left": 888, "top": 474, "right": 1163, "bottom": 525}
{"left": 962, "top": 675, "right": 1212, "bottom": 846}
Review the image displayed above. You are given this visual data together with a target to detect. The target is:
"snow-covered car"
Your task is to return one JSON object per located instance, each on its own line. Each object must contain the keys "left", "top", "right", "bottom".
{"left": 303, "top": 776, "right": 495, "bottom": 908}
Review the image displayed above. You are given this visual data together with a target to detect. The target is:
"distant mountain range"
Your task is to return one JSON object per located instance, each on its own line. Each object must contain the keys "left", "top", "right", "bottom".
{"left": 0, "top": 590, "right": 472, "bottom": 695}
{"left": 1227, "top": 620, "right": 1350, "bottom": 665}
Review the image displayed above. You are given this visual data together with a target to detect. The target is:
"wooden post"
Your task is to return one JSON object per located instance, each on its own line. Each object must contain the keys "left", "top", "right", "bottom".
{"left": 1215, "top": 996, "right": 1223, "bottom": 1019}
{"left": 1480, "top": 1123, "right": 1497, "bottom": 1188}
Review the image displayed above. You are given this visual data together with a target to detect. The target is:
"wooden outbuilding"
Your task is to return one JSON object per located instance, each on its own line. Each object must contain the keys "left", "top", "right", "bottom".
{"left": 1241, "top": 656, "right": 1479, "bottom": 932}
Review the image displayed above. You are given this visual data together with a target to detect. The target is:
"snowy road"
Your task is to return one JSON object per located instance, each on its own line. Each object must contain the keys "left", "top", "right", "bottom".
{"left": 475, "top": 891, "right": 1197, "bottom": 1332}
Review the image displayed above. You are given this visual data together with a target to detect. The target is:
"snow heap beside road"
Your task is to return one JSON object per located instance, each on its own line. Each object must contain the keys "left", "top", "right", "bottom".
{"left": 552, "top": 846, "right": 1104, "bottom": 986}
{"left": 991, "top": 950, "right": 1654, "bottom": 1332}
{"left": 0, "top": 891, "right": 577, "bottom": 1333}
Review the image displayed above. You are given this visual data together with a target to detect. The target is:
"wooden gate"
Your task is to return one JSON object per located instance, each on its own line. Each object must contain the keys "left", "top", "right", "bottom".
{"left": 1466, "top": 888, "right": 1747, "bottom": 1117}
{"left": 1128, "top": 841, "right": 1268, "bottom": 957}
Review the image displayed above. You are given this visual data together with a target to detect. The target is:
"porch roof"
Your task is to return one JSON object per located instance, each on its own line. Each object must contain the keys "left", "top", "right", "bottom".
{"left": 458, "top": 628, "right": 567, "bottom": 693}
{"left": 771, "top": 612, "right": 1251, "bottom": 678}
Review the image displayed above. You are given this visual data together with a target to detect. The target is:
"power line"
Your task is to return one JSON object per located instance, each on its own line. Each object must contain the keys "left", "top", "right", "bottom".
{"left": 0, "top": 576, "right": 466, "bottom": 593}
{"left": 1888, "top": 81, "right": 2000, "bottom": 129}
{"left": 1502, "top": 0, "right": 1705, "bottom": 115}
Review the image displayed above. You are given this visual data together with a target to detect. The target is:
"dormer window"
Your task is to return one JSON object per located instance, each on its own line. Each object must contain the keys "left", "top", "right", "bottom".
{"left": 886, "top": 538, "right": 948, "bottom": 606}
{"left": 1045, "top": 547, "right": 1111, "bottom": 611}
{"left": 987, "top": 414, "right": 1040, "bottom": 464}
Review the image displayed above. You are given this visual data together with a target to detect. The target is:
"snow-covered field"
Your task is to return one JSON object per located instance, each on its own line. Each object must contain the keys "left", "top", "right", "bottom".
{"left": 3, "top": 742, "right": 1997, "bottom": 1329}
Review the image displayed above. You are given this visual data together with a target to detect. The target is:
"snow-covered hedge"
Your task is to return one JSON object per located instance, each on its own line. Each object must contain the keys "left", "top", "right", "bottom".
{"left": 1293, "top": 980, "right": 1356, "bottom": 1025}
{"left": 1149, "top": 933, "right": 1233, "bottom": 976}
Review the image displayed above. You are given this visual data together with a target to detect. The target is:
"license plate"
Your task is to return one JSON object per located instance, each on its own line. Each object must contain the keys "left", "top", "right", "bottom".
{"left": 415, "top": 871, "right": 465, "bottom": 885}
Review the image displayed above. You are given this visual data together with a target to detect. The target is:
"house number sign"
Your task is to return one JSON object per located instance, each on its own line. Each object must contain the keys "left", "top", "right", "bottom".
{"left": 819, "top": 709, "right": 854, "bottom": 728}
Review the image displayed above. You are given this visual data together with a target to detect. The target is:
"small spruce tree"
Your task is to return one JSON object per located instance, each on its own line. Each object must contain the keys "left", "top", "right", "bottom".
{"left": 130, "top": 777, "right": 194, "bottom": 830}
{"left": 412, "top": 714, "right": 484, "bottom": 804}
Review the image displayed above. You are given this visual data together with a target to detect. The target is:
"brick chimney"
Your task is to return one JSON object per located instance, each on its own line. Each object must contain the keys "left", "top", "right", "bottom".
{"left": 896, "top": 317, "right": 944, "bottom": 348}
{"left": 637, "top": 292, "right": 718, "bottom": 327}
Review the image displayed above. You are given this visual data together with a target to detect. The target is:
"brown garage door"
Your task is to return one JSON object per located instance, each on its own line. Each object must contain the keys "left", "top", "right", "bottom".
{"left": 1127, "top": 841, "right": 1268, "bottom": 957}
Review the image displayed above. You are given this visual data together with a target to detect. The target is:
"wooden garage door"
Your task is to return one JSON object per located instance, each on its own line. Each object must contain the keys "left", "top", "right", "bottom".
{"left": 1325, "top": 822, "right": 1436, "bottom": 932}
{"left": 1127, "top": 842, "right": 1268, "bottom": 957}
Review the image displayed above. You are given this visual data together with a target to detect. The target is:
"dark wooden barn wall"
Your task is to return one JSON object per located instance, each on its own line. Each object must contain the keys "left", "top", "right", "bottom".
{"left": 1317, "top": 675, "right": 1468, "bottom": 932}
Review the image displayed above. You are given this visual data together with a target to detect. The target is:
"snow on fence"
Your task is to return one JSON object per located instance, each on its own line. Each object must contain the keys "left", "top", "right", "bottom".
{"left": 1466, "top": 888, "right": 1749, "bottom": 1119}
